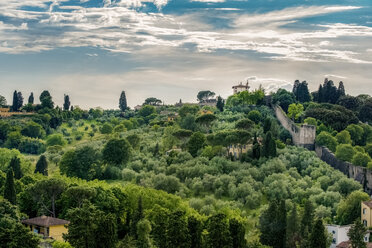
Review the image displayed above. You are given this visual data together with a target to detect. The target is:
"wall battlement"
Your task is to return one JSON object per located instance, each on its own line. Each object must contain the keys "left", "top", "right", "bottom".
{"left": 273, "top": 105, "right": 316, "bottom": 150}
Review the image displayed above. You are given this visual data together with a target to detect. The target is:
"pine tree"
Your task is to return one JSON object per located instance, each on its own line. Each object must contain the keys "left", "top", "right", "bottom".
{"left": 35, "top": 155, "right": 48, "bottom": 176}
{"left": 309, "top": 219, "right": 327, "bottom": 248}
{"left": 17, "top": 91, "right": 23, "bottom": 110}
{"left": 4, "top": 168, "right": 16, "bottom": 204}
{"left": 348, "top": 219, "right": 367, "bottom": 248}
{"left": 28, "top": 92, "right": 34, "bottom": 104}
{"left": 119, "top": 91, "right": 128, "bottom": 112}
{"left": 63, "top": 94, "right": 71, "bottom": 111}
{"left": 263, "top": 131, "right": 276, "bottom": 158}
{"left": 216, "top": 96, "right": 224, "bottom": 112}
{"left": 12, "top": 90, "right": 18, "bottom": 111}
{"left": 9, "top": 156, "right": 23, "bottom": 179}
{"left": 229, "top": 218, "right": 246, "bottom": 248}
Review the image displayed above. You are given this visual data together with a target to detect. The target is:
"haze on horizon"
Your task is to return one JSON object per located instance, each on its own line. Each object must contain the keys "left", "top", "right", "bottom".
{"left": 0, "top": 0, "right": 371, "bottom": 109}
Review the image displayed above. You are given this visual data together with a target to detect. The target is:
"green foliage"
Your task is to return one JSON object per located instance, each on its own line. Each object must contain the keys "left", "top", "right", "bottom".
{"left": 272, "top": 89, "right": 295, "bottom": 112}
{"left": 178, "top": 104, "right": 199, "bottom": 118}
{"left": 366, "top": 144, "right": 372, "bottom": 158}
{"left": 236, "top": 118, "right": 254, "bottom": 130}
{"left": 187, "top": 132, "right": 206, "bottom": 157}
{"left": 336, "top": 191, "right": 369, "bottom": 225}
{"left": 60, "top": 145, "right": 102, "bottom": 180}
{"left": 119, "top": 91, "right": 128, "bottom": 111}
{"left": 35, "top": 155, "right": 48, "bottom": 176}
{"left": 144, "top": 97, "right": 162, "bottom": 106}
{"left": 126, "top": 134, "right": 141, "bottom": 150}
{"left": 0, "top": 94, "right": 6, "bottom": 107}
{"left": 52, "top": 241, "right": 73, "bottom": 248}
{"left": 4, "top": 131, "right": 23, "bottom": 149}
{"left": 101, "top": 123, "right": 113, "bottom": 134}
{"left": 351, "top": 152, "right": 371, "bottom": 167}
{"left": 348, "top": 219, "right": 367, "bottom": 248}
{"left": 137, "top": 218, "right": 154, "bottom": 248}
{"left": 247, "top": 110, "right": 262, "bottom": 124}
{"left": 316, "top": 131, "right": 337, "bottom": 152}
{"left": 9, "top": 156, "right": 23, "bottom": 179}
{"left": 64, "top": 201, "right": 117, "bottom": 248}
{"left": 304, "top": 117, "right": 317, "bottom": 126}
{"left": 229, "top": 218, "right": 247, "bottom": 248}
{"left": 188, "top": 216, "right": 203, "bottom": 248}
{"left": 216, "top": 96, "right": 225, "bottom": 112}
{"left": 293, "top": 80, "right": 311, "bottom": 103}
{"left": 4, "top": 169, "right": 16, "bottom": 204}
{"left": 19, "top": 138, "right": 46, "bottom": 154}
{"left": 103, "top": 138, "right": 132, "bottom": 166}
{"left": 21, "top": 121, "right": 45, "bottom": 138}
{"left": 40, "top": 90, "right": 54, "bottom": 109}
{"left": 166, "top": 211, "right": 189, "bottom": 248}
{"left": 46, "top": 134, "right": 67, "bottom": 147}
{"left": 262, "top": 132, "right": 276, "bottom": 158}
{"left": 336, "top": 130, "right": 352, "bottom": 144}
{"left": 197, "top": 91, "right": 215, "bottom": 102}
{"left": 63, "top": 94, "right": 71, "bottom": 111}
{"left": 207, "top": 213, "right": 232, "bottom": 248}
{"left": 226, "top": 90, "right": 264, "bottom": 107}
{"left": 335, "top": 144, "right": 355, "bottom": 162}
{"left": 309, "top": 219, "right": 327, "bottom": 248}
{"left": 287, "top": 103, "right": 304, "bottom": 121}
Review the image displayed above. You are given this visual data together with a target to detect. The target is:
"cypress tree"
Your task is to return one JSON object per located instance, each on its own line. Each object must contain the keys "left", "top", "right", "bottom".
{"left": 263, "top": 131, "right": 276, "bottom": 158}
{"left": 131, "top": 196, "right": 144, "bottom": 238}
{"left": 28, "top": 92, "right": 34, "bottom": 104}
{"left": 309, "top": 219, "right": 327, "bottom": 248}
{"left": 263, "top": 118, "right": 272, "bottom": 133}
{"left": 252, "top": 134, "right": 261, "bottom": 159}
{"left": 119, "top": 91, "right": 127, "bottom": 112}
{"left": 229, "top": 218, "right": 246, "bottom": 248}
{"left": 12, "top": 90, "right": 18, "bottom": 111}
{"left": 188, "top": 216, "right": 202, "bottom": 248}
{"left": 216, "top": 96, "right": 224, "bottom": 112}
{"left": 9, "top": 156, "right": 23, "bottom": 179}
{"left": 317, "top": 84, "right": 323, "bottom": 103}
{"left": 338, "top": 81, "right": 346, "bottom": 99}
{"left": 166, "top": 211, "right": 190, "bottom": 248}
{"left": 207, "top": 213, "right": 232, "bottom": 248}
{"left": 286, "top": 205, "right": 300, "bottom": 248}
{"left": 4, "top": 168, "right": 16, "bottom": 205}
{"left": 297, "top": 81, "right": 311, "bottom": 103}
{"left": 348, "top": 219, "right": 367, "bottom": 248}
{"left": 35, "top": 155, "right": 48, "bottom": 176}
{"left": 17, "top": 91, "right": 23, "bottom": 110}
{"left": 63, "top": 94, "right": 71, "bottom": 111}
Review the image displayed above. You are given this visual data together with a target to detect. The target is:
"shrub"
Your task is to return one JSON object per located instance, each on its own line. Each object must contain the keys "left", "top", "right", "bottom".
{"left": 336, "top": 130, "right": 352, "bottom": 145}
{"left": 316, "top": 131, "right": 337, "bottom": 152}
{"left": 304, "top": 117, "right": 317, "bottom": 126}
{"left": 101, "top": 123, "right": 113, "bottom": 134}
{"left": 247, "top": 110, "right": 262, "bottom": 124}
{"left": 335, "top": 144, "right": 355, "bottom": 162}
{"left": 19, "top": 138, "right": 46, "bottom": 155}
{"left": 46, "top": 134, "right": 67, "bottom": 147}
{"left": 351, "top": 152, "right": 371, "bottom": 167}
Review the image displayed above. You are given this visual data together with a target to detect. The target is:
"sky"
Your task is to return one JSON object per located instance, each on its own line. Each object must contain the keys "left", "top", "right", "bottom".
{"left": 0, "top": 0, "right": 371, "bottom": 109}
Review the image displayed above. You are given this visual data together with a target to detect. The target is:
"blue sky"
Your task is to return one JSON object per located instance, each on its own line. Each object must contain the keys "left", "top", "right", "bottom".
{"left": 0, "top": 0, "right": 371, "bottom": 108}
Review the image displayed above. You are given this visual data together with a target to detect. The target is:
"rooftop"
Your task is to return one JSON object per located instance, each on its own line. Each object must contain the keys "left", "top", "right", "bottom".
{"left": 363, "top": 200, "right": 372, "bottom": 208}
{"left": 337, "top": 241, "right": 372, "bottom": 248}
{"left": 21, "top": 216, "right": 70, "bottom": 227}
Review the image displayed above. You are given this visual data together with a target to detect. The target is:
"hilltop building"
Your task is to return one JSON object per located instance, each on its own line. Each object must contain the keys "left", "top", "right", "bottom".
{"left": 362, "top": 200, "right": 372, "bottom": 227}
{"left": 232, "top": 81, "right": 250, "bottom": 94}
{"left": 22, "top": 216, "right": 69, "bottom": 241}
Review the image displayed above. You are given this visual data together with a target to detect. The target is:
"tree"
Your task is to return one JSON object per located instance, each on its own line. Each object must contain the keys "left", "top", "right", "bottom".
{"left": 21, "top": 121, "right": 45, "bottom": 138}
{"left": 304, "top": 117, "right": 317, "bottom": 126}
{"left": 286, "top": 205, "right": 300, "bottom": 248}
{"left": 300, "top": 200, "right": 314, "bottom": 245}
{"left": 166, "top": 211, "right": 190, "bottom": 248}
{"left": 178, "top": 104, "right": 199, "bottom": 118}
{"left": 197, "top": 90, "right": 215, "bottom": 102}
{"left": 119, "top": 91, "right": 128, "bottom": 111}
{"left": 252, "top": 134, "right": 261, "bottom": 159}
{"left": 28, "top": 93, "right": 34, "bottom": 104}
{"left": 29, "top": 178, "right": 66, "bottom": 217}
{"left": 11, "top": 90, "right": 19, "bottom": 111}
{"left": 102, "top": 138, "right": 132, "bottom": 166}
{"left": 63, "top": 94, "right": 71, "bottom": 111}
{"left": 131, "top": 196, "right": 144, "bottom": 239}
{"left": 64, "top": 201, "right": 117, "bottom": 248}
{"left": 229, "top": 218, "right": 246, "bottom": 248}
{"left": 187, "top": 132, "right": 206, "bottom": 157}
{"left": 9, "top": 156, "right": 23, "bottom": 179}
{"left": 144, "top": 97, "right": 162, "bottom": 106}
{"left": 262, "top": 131, "right": 277, "bottom": 158}
{"left": 35, "top": 155, "right": 48, "bottom": 176}
{"left": 247, "top": 110, "right": 262, "bottom": 124}
{"left": 272, "top": 89, "right": 295, "bottom": 112}
{"left": 287, "top": 103, "right": 304, "bottom": 122}
{"left": 46, "top": 134, "right": 67, "bottom": 146}
{"left": 336, "top": 130, "right": 352, "bottom": 144}
{"left": 216, "top": 96, "right": 225, "bottom": 112}
{"left": 39, "top": 90, "right": 54, "bottom": 109}
{"left": 101, "top": 123, "right": 113, "bottom": 134}
{"left": 352, "top": 152, "right": 371, "bottom": 167}
{"left": 348, "top": 219, "right": 367, "bottom": 248}
{"left": 207, "top": 213, "right": 232, "bottom": 248}
{"left": 17, "top": 91, "right": 23, "bottom": 110}
{"left": 4, "top": 169, "right": 16, "bottom": 205}
{"left": 338, "top": 81, "right": 346, "bottom": 99}
{"left": 236, "top": 119, "right": 255, "bottom": 130}
{"left": 336, "top": 191, "right": 370, "bottom": 225}
{"left": 60, "top": 145, "right": 101, "bottom": 180}
{"left": 309, "top": 219, "right": 327, "bottom": 248}
{"left": 335, "top": 144, "right": 355, "bottom": 162}
{"left": 188, "top": 216, "right": 202, "bottom": 248}
{"left": 293, "top": 80, "right": 311, "bottom": 103}
{"left": 316, "top": 131, "right": 338, "bottom": 152}
{"left": 337, "top": 95, "right": 361, "bottom": 111}
{"left": 195, "top": 113, "right": 217, "bottom": 130}
{"left": 0, "top": 95, "right": 7, "bottom": 107}
{"left": 359, "top": 99, "right": 372, "bottom": 123}
{"left": 137, "top": 218, "right": 154, "bottom": 248}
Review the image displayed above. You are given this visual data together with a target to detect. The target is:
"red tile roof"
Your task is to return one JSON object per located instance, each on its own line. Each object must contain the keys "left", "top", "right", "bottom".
{"left": 337, "top": 241, "right": 372, "bottom": 248}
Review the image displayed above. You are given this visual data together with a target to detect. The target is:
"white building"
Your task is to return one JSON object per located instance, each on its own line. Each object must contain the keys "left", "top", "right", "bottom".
{"left": 232, "top": 81, "right": 250, "bottom": 94}
{"left": 326, "top": 224, "right": 370, "bottom": 248}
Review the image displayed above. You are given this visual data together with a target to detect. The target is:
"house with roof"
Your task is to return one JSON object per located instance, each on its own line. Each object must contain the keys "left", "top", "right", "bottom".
{"left": 21, "top": 215, "right": 69, "bottom": 241}
{"left": 232, "top": 81, "right": 250, "bottom": 94}
{"left": 362, "top": 200, "right": 372, "bottom": 227}
{"left": 337, "top": 241, "right": 372, "bottom": 248}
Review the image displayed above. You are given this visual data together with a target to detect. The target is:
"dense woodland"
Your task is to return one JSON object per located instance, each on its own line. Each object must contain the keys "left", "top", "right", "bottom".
{"left": 0, "top": 79, "right": 371, "bottom": 248}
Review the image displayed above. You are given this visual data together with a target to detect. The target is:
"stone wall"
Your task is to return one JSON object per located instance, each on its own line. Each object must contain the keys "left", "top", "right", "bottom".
{"left": 274, "top": 105, "right": 316, "bottom": 150}
{"left": 315, "top": 145, "right": 372, "bottom": 194}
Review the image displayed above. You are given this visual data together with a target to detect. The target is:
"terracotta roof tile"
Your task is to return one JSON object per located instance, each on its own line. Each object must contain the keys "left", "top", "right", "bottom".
{"left": 21, "top": 216, "right": 69, "bottom": 227}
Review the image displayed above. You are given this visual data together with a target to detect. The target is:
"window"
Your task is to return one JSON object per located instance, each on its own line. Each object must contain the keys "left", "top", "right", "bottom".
{"left": 332, "top": 238, "right": 336, "bottom": 244}
{"left": 365, "top": 236, "right": 368, "bottom": 242}
{"left": 363, "top": 220, "right": 368, "bottom": 227}
{"left": 363, "top": 208, "right": 367, "bottom": 214}
{"left": 332, "top": 230, "right": 336, "bottom": 234}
